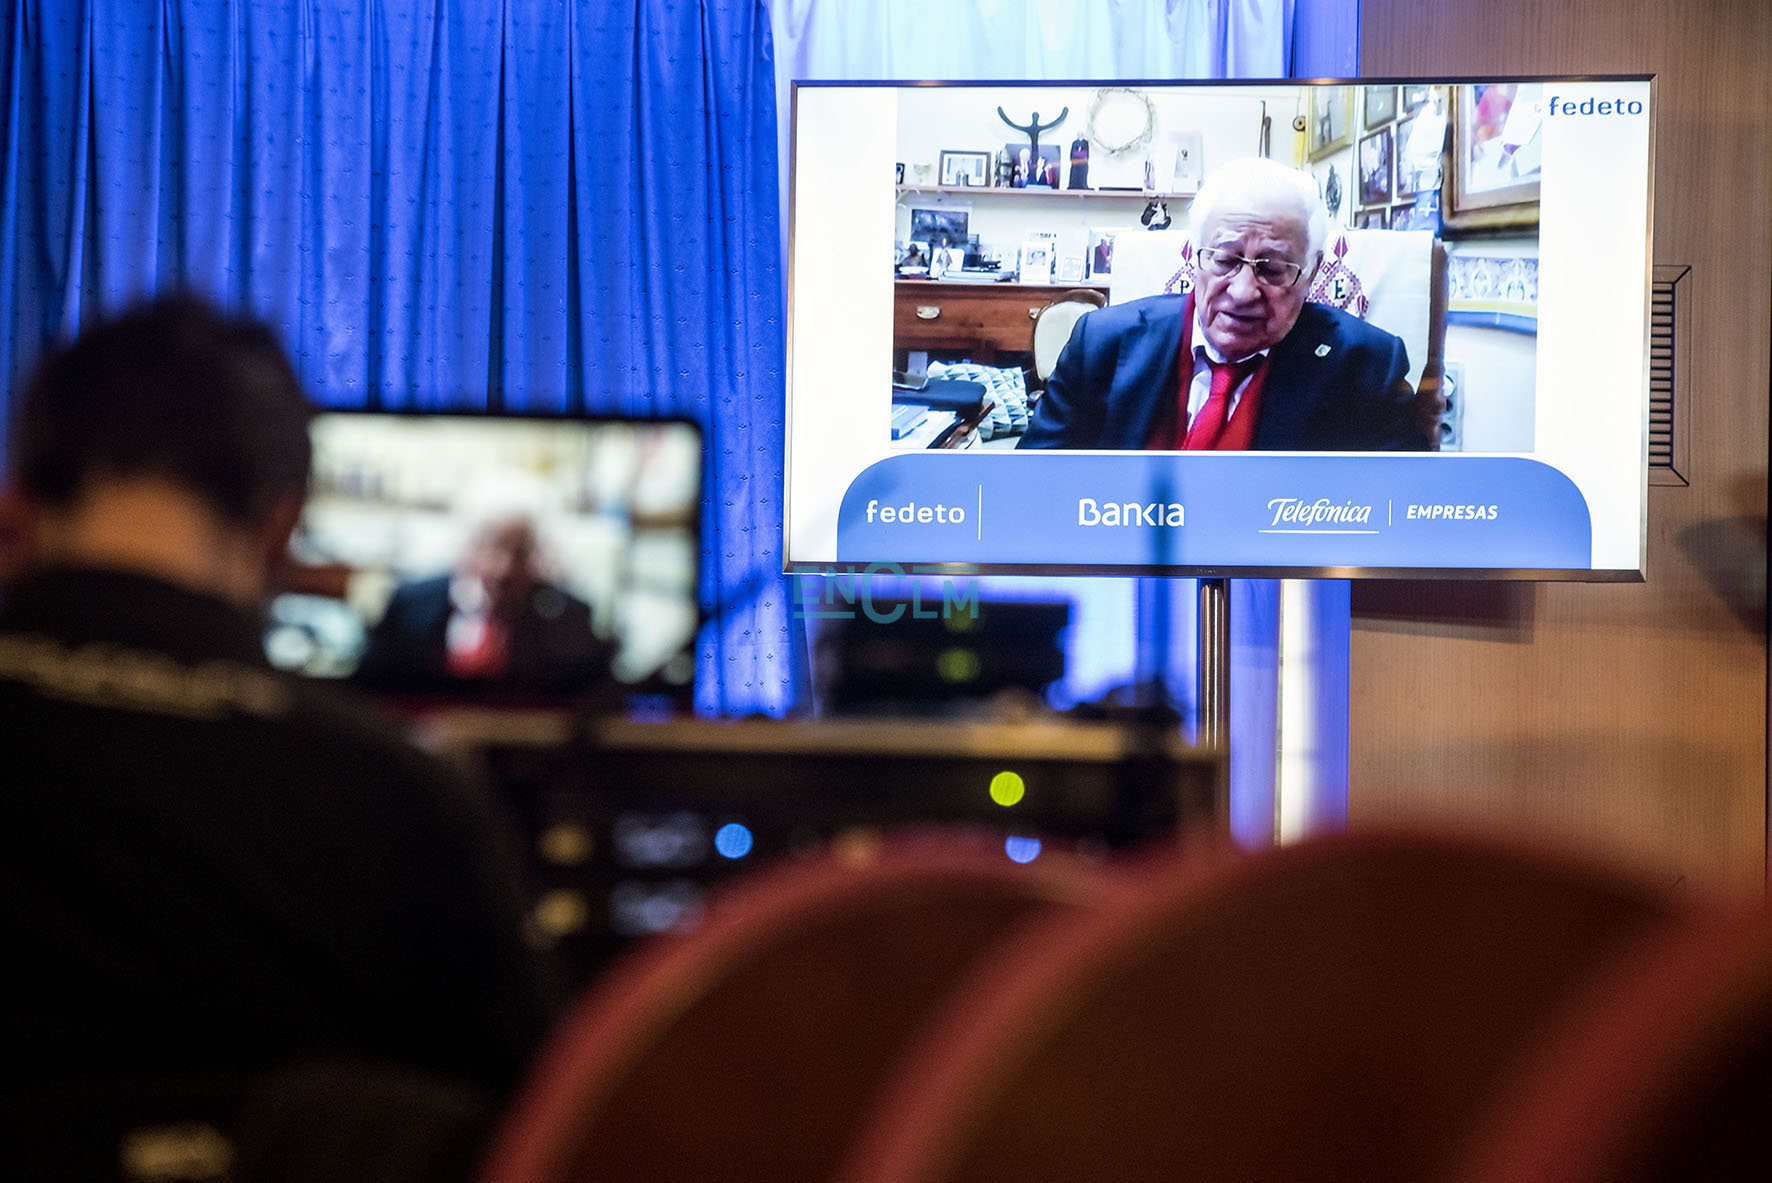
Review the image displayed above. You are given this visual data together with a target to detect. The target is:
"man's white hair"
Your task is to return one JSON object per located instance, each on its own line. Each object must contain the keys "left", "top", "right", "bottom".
{"left": 1187, "top": 156, "right": 1330, "bottom": 264}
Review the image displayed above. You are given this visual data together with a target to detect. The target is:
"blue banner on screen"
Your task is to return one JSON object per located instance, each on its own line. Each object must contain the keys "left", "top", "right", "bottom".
{"left": 836, "top": 455, "right": 1592, "bottom": 570}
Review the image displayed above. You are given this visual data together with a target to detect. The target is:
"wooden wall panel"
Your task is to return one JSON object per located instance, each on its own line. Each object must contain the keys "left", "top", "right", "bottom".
{"left": 1351, "top": 0, "right": 1770, "bottom": 892}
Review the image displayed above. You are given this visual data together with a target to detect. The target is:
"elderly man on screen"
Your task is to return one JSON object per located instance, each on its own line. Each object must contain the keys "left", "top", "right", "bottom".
{"left": 1019, "top": 156, "right": 1431, "bottom": 452}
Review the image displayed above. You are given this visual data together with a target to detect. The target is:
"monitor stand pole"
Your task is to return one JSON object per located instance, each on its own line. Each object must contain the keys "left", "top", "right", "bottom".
{"left": 1196, "top": 578, "right": 1230, "bottom": 751}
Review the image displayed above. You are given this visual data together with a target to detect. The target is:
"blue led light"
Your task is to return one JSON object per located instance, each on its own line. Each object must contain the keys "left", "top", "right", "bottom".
{"left": 714, "top": 822, "right": 755, "bottom": 860}
{"left": 1004, "top": 835, "right": 1042, "bottom": 864}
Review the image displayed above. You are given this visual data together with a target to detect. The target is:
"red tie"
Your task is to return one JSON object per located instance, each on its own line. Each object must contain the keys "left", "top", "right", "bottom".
{"left": 1182, "top": 357, "right": 1255, "bottom": 450}
{"left": 447, "top": 613, "right": 511, "bottom": 678}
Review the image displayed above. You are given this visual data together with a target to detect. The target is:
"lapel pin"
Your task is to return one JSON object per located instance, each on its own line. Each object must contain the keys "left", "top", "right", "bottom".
{"left": 1315, "top": 344, "right": 1332, "bottom": 357}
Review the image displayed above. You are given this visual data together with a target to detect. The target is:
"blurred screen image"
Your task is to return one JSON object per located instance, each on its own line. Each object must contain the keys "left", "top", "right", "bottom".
{"left": 266, "top": 413, "right": 701, "bottom": 705}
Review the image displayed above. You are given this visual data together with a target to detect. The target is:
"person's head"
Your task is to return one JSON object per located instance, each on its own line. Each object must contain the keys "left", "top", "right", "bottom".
{"left": 2, "top": 295, "right": 314, "bottom": 601}
{"left": 458, "top": 511, "right": 542, "bottom": 617}
{"left": 1186, "top": 157, "right": 1329, "bottom": 359}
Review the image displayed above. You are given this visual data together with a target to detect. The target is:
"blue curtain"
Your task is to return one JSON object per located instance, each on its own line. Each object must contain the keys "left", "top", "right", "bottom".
{"left": 0, "top": 0, "right": 795, "bottom": 716}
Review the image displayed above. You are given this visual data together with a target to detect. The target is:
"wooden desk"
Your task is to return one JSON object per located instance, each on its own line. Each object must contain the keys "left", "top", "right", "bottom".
{"left": 895, "top": 279, "right": 1108, "bottom": 363}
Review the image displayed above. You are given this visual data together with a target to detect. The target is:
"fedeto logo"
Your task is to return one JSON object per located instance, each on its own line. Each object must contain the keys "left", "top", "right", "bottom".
{"left": 1547, "top": 94, "right": 1644, "bottom": 117}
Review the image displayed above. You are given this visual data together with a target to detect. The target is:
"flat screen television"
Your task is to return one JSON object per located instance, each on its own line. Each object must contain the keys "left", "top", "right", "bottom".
{"left": 265, "top": 412, "right": 702, "bottom": 707}
{"left": 784, "top": 77, "right": 1655, "bottom": 579}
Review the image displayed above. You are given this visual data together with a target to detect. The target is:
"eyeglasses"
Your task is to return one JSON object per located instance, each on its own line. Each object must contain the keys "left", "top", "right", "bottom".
{"left": 1197, "top": 247, "right": 1305, "bottom": 289}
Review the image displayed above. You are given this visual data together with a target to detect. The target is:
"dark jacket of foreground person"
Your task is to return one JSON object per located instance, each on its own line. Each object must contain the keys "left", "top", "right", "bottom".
{"left": 0, "top": 565, "right": 560, "bottom": 1098}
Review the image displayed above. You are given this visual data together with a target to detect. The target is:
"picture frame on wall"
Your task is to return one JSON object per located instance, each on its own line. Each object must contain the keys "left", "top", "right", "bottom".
{"left": 1394, "top": 115, "right": 1421, "bottom": 197}
{"left": 1308, "top": 87, "right": 1353, "bottom": 163}
{"left": 1353, "top": 208, "right": 1388, "bottom": 230}
{"left": 1358, "top": 127, "right": 1393, "bottom": 206}
{"left": 939, "top": 149, "right": 990, "bottom": 188}
{"left": 909, "top": 207, "right": 970, "bottom": 248}
{"left": 1401, "top": 84, "right": 1433, "bottom": 115}
{"left": 1391, "top": 202, "right": 1426, "bottom": 231}
{"left": 1363, "top": 85, "right": 1397, "bottom": 129}
{"left": 1444, "top": 82, "right": 1544, "bottom": 231}
{"left": 1399, "top": 106, "right": 1450, "bottom": 200}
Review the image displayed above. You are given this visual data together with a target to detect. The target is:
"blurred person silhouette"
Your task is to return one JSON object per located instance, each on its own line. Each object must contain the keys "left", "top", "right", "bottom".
{"left": 0, "top": 296, "right": 561, "bottom": 1112}
{"left": 354, "top": 503, "right": 606, "bottom": 698}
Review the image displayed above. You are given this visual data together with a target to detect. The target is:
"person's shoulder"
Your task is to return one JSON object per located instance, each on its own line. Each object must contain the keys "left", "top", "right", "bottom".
{"left": 1112, "top": 292, "right": 1186, "bottom": 319}
{"left": 387, "top": 573, "right": 452, "bottom": 605}
{"left": 277, "top": 676, "right": 469, "bottom": 796}
{"left": 1086, "top": 293, "right": 1185, "bottom": 332}
{"left": 1300, "top": 301, "right": 1403, "bottom": 349}
{"left": 0, "top": 620, "right": 473, "bottom": 824}
{"left": 537, "top": 581, "right": 595, "bottom": 622}
{"left": 278, "top": 681, "right": 529, "bottom": 856}
{"left": 371, "top": 575, "right": 453, "bottom": 634}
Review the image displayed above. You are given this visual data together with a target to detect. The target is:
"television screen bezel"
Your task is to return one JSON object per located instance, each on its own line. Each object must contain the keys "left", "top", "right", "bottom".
{"left": 782, "top": 74, "right": 1657, "bottom": 582}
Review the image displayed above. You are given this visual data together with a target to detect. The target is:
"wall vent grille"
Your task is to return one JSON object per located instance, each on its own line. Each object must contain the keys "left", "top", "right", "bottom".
{"left": 1649, "top": 264, "right": 1690, "bottom": 485}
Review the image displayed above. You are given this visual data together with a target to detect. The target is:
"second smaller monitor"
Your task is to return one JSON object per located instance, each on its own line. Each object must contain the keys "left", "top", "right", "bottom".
{"left": 267, "top": 412, "right": 701, "bottom": 708}
{"left": 818, "top": 598, "right": 1069, "bottom": 715}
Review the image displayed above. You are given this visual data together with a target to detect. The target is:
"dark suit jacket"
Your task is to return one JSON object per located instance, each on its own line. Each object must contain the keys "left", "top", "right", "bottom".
{"left": 355, "top": 574, "right": 607, "bottom": 696}
{"left": 0, "top": 568, "right": 561, "bottom": 1096}
{"left": 1019, "top": 296, "right": 1429, "bottom": 451}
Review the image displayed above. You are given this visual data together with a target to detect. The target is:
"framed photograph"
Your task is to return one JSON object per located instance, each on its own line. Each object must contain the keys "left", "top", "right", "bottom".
{"left": 1016, "top": 239, "right": 1054, "bottom": 284}
{"left": 1401, "top": 84, "right": 1433, "bottom": 115}
{"left": 1358, "top": 127, "right": 1393, "bottom": 206}
{"left": 1087, "top": 227, "right": 1118, "bottom": 277}
{"left": 1353, "top": 208, "right": 1388, "bottom": 230}
{"left": 1163, "top": 129, "right": 1205, "bottom": 193}
{"left": 908, "top": 207, "right": 970, "bottom": 249}
{"left": 1363, "top": 85, "right": 1397, "bottom": 129}
{"left": 930, "top": 242, "right": 968, "bottom": 279}
{"left": 939, "top": 149, "right": 990, "bottom": 188}
{"left": 1308, "top": 87, "right": 1353, "bottom": 162}
{"left": 1006, "top": 142, "right": 1062, "bottom": 188}
{"left": 1445, "top": 82, "right": 1544, "bottom": 231}
{"left": 1057, "top": 255, "right": 1086, "bottom": 283}
{"left": 1394, "top": 116, "right": 1420, "bottom": 197}
{"left": 1399, "top": 109, "right": 1448, "bottom": 199}
{"left": 1391, "top": 202, "right": 1432, "bottom": 231}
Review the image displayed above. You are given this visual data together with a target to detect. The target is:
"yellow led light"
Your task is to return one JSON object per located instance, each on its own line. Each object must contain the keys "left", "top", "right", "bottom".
{"left": 936, "top": 648, "right": 981, "bottom": 682}
{"left": 990, "top": 770, "right": 1026, "bottom": 807}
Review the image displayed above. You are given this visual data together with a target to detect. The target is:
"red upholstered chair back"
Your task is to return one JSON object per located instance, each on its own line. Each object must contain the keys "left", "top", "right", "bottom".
{"left": 837, "top": 830, "right": 1678, "bottom": 1183}
{"left": 1452, "top": 906, "right": 1772, "bottom": 1183}
{"left": 479, "top": 834, "right": 1120, "bottom": 1183}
